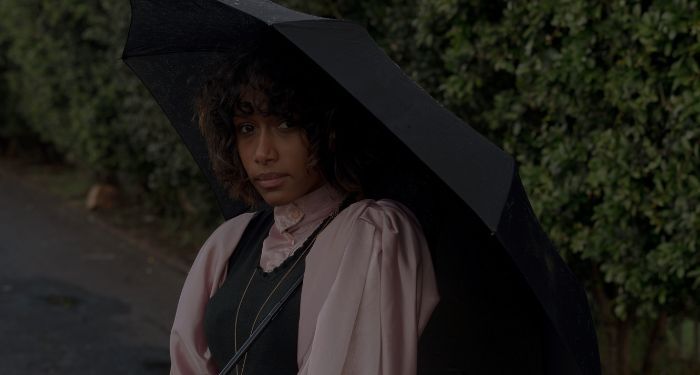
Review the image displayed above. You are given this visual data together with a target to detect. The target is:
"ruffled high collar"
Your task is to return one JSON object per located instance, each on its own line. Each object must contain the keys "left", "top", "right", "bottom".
{"left": 260, "top": 184, "right": 344, "bottom": 272}
{"left": 273, "top": 184, "right": 344, "bottom": 235}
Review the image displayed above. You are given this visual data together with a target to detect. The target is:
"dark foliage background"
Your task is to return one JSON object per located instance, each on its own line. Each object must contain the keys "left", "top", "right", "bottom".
{"left": 0, "top": 0, "right": 220, "bottom": 223}
{"left": 1, "top": 1, "right": 698, "bottom": 373}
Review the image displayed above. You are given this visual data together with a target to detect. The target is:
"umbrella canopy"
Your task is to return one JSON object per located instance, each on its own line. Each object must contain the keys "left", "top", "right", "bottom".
{"left": 123, "top": 0, "right": 601, "bottom": 374}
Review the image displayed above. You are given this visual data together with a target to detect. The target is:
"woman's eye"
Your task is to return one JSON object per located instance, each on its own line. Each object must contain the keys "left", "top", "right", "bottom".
{"left": 237, "top": 123, "right": 255, "bottom": 135}
{"left": 277, "top": 120, "right": 300, "bottom": 131}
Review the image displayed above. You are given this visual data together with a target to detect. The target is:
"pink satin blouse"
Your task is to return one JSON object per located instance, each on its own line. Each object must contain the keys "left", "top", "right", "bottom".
{"left": 170, "top": 189, "right": 439, "bottom": 375}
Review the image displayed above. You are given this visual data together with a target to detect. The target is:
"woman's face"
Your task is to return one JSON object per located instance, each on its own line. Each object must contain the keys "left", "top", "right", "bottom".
{"left": 234, "top": 98, "right": 323, "bottom": 206}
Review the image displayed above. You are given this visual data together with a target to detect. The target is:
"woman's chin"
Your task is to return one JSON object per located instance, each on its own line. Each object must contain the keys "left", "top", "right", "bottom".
{"left": 258, "top": 190, "right": 294, "bottom": 207}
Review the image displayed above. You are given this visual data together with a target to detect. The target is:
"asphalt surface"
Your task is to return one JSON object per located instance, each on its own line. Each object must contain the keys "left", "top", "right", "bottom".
{"left": 0, "top": 169, "right": 188, "bottom": 374}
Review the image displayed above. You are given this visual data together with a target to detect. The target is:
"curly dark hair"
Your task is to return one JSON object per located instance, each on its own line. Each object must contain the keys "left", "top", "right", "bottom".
{"left": 195, "top": 36, "right": 365, "bottom": 206}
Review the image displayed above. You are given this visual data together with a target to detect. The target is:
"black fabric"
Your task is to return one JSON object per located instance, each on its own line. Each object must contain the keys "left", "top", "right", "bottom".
{"left": 417, "top": 187, "right": 546, "bottom": 374}
{"left": 204, "top": 209, "right": 302, "bottom": 375}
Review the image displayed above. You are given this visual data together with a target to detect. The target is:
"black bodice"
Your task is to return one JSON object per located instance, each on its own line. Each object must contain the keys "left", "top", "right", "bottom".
{"left": 204, "top": 210, "right": 304, "bottom": 375}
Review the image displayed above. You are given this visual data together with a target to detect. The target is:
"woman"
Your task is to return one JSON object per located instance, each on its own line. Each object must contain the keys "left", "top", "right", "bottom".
{"left": 169, "top": 37, "right": 439, "bottom": 375}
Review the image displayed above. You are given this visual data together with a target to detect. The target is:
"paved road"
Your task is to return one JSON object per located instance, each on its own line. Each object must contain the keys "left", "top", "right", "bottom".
{"left": 0, "top": 170, "right": 188, "bottom": 374}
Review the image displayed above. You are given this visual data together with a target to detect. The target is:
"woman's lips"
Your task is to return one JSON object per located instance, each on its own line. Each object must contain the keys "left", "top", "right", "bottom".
{"left": 255, "top": 173, "right": 288, "bottom": 189}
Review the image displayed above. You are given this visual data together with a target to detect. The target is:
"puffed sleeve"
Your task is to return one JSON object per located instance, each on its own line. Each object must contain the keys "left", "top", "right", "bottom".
{"left": 298, "top": 200, "right": 439, "bottom": 375}
{"left": 170, "top": 213, "right": 255, "bottom": 375}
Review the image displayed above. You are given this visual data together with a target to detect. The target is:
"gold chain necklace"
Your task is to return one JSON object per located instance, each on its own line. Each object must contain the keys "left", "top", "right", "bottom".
{"left": 232, "top": 206, "right": 340, "bottom": 375}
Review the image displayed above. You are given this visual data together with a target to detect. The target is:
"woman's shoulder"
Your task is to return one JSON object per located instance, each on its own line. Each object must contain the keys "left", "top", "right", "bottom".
{"left": 341, "top": 198, "right": 422, "bottom": 232}
{"left": 193, "top": 211, "right": 257, "bottom": 260}
{"left": 207, "top": 211, "right": 257, "bottom": 241}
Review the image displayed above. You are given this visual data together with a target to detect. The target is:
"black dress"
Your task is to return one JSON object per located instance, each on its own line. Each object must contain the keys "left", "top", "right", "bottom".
{"left": 204, "top": 209, "right": 304, "bottom": 375}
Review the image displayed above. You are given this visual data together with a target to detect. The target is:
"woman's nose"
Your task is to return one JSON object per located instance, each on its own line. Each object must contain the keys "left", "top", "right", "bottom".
{"left": 253, "top": 129, "right": 277, "bottom": 164}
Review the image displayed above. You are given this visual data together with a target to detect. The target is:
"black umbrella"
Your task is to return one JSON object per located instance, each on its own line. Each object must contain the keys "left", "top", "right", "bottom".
{"left": 122, "top": 0, "right": 601, "bottom": 374}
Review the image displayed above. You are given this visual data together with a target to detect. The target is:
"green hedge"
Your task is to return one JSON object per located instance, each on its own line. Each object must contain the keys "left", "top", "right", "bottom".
{"left": 417, "top": 1, "right": 699, "bottom": 372}
{"left": 0, "top": 0, "right": 218, "bottom": 221}
{"left": 411, "top": 0, "right": 700, "bottom": 323}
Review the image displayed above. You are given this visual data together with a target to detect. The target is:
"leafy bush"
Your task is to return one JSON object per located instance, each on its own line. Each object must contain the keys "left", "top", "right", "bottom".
{"left": 409, "top": 0, "right": 700, "bottom": 372}
{"left": 413, "top": 0, "right": 700, "bottom": 316}
{"left": 0, "top": 0, "right": 219, "bottom": 222}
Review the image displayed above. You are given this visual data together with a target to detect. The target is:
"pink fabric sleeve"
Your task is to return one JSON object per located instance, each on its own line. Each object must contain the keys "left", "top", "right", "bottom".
{"left": 376, "top": 201, "right": 437, "bottom": 373}
{"left": 298, "top": 200, "right": 439, "bottom": 375}
{"left": 169, "top": 213, "right": 255, "bottom": 375}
